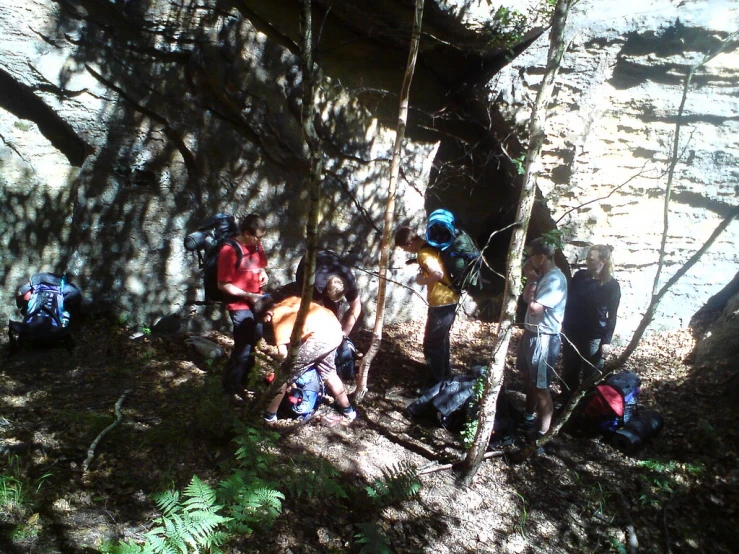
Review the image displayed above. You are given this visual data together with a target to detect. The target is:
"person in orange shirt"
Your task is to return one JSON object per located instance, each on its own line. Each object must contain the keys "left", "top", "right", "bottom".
{"left": 254, "top": 295, "right": 357, "bottom": 423}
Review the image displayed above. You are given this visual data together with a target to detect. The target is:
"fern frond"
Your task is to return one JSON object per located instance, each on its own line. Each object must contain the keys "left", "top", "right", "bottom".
{"left": 183, "top": 476, "right": 218, "bottom": 512}
{"left": 365, "top": 461, "right": 421, "bottom": 507}
{"left": 153, "top": 490, "right": 180, "bottom": 516}
{"left": 355, "top": 521, "right": 392, "bottom": 554}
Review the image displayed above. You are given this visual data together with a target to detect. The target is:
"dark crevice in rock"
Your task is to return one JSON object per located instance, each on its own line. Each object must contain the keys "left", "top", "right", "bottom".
{"left": 0, "top": 66, "right": 91, "bottom": 166}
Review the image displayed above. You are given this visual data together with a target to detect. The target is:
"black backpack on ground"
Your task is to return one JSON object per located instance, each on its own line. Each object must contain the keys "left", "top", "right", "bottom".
{"left": 426, "top": 209, "right": 482, "bottom": 292}
{"left": 335, "top": 336, "right": 358, "bottom": 382}
{"left": 184, "top": 214, "right": 244, "bottom": 303}
{"left": 8, "top": 273, "right": 82, "bottom": 354}
{"left": 406, "top": 365, "right": 514, "bottom": 446}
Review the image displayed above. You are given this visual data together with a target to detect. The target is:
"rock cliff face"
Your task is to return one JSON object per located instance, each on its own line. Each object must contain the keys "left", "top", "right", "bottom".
{"left": 0, "top": 0, "right": 439, "bottom": 328}
{"left": 489, "top": 0, "right": 739, "bottom": 343}
{"left": 0, "top": 0, "right": 735, "bottom": 342}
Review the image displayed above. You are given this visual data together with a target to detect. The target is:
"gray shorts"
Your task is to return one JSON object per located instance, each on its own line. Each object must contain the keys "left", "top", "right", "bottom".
{"left": 292, "top": 337, "right": 341, "bottom": 380}
{"left": 517, "top": 330, "right": 561, "bottom": 389}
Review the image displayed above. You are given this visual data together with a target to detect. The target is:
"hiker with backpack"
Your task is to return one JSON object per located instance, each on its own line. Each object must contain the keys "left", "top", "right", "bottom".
{"left": 518, "top": 238, "right": 568, "bottom": 441}
{"left": 217, "top": 213, "right": 269, "bottom": 401}
{"left": 394, "top": 225, "right": 459, "bottom": 387}
{"left": 559, "top": 245, "right": 621, "bottom": 404}
{"left": 254, "top": 295, "right": 357, "bottom": 424}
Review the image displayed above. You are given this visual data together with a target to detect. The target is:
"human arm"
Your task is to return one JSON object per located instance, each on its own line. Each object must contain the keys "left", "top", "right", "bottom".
{"left": 416, "top": 251, "right": 445, "bottom": 286}
{"left": 217, "top": 281, "right": 262, "bottom": 305}
{"left": 341, "top": 295, "right": 362, "bottom": 335}
{"left": 276, "top": 343, "right": 288, "bottom": 360}
{"left": 601, "top": 280, "right": 621, "bottom": 349}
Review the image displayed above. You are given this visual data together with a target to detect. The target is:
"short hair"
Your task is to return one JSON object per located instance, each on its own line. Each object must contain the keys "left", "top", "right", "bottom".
{"left": 394, "top": 226, "right": 418, "bottom": 247}
{"left": 326, "top": 275, "right": 346, "bottom": 302}
{"left": 589, "top": 245, "right": 615, "bottom": 283}
{"left": 240, "top": 213, "right": 266, "bottom": 236}
{"left": 527, "top": 237, "right": 556, "bottom": 259}
{"left": 252, "top": 294, "right": 276, "bottom": 319}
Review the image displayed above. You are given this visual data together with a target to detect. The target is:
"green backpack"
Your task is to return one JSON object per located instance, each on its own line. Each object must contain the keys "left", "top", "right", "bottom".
{"left": 426, "top": 209, "right": 482, "bottom": 292}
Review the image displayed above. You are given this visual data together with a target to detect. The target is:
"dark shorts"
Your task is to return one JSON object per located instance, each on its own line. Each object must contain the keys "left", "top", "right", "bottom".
{"left": 517, "top": 330, "right": 561, "bottom": 389}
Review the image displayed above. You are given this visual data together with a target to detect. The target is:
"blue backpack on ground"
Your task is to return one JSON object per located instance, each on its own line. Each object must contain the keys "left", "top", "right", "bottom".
{"left": 281, "top": 367, "right": 325, "bottom": 418}
{"left": 8, "top": 273, "right": 83, "bottom": 354}
{"left": 426, "top": 209, "right": 482, "bottom": 292}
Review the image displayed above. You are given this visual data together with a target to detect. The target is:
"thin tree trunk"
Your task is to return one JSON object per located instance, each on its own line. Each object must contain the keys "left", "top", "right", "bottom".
{"left": 255, "top": 0, "right": 323, "bottom": 412}
{"left": 354, "top": 0, "right": 424, "bottom": 403}
{"left": 459, "top": 0, "right": 573, "bottom": 482}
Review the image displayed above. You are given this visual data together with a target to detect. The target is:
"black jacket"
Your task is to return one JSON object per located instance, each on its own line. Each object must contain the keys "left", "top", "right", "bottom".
{"left": 562, "top": 270, "right": 621, "bottom": 344}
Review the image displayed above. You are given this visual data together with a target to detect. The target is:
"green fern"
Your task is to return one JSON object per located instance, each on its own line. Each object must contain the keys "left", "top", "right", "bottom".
{"left": 217, "top": 473, "right": 284, "bottom": 534}
{"left": 286, "top": 455, "right": 349, "bottom": 500}
{"left": 354, "top": 521, "right": 392, "bottom": 554}
{"left": 110, "top": 476, "right": 230, "bottom": 554}
{"left": 365, "top": 461, "right": 421, "bottom": 507}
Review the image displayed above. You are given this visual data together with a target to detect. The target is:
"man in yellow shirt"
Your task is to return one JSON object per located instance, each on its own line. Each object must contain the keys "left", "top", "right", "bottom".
{"left": 394, "top": 226, "right": 459, "bottom": 386}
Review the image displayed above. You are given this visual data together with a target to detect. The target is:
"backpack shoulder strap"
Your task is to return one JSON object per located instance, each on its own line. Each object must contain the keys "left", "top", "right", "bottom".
{"left": 221, "top": 238, "right": 244, "bottom": 270}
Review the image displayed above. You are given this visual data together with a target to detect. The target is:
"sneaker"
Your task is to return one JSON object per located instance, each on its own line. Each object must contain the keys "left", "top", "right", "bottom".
{"left": 342, "top": 407, "right": 357, "bottom": 422}
{"left": 263, "top": 411, "right": 278, "bottom": 423}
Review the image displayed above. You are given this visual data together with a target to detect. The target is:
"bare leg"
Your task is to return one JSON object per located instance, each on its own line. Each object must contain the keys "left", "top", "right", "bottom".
{"left": 535, "top": 388, "right": 553, "bottom": 434}
{"left": 324, "top": 373, "right": 351, "bottom": 409}
{"left": 266, "top": 383, "right": 289, "bottom": 414}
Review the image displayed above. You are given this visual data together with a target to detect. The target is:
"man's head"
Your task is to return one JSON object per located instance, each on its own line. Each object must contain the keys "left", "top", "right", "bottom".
{"left": 326, "top": 275, "right": 346, "bottom": 302}
{"left": 394, "top": 226, "right": 421, "bottom": 253}
{"left": 240, "top": 214, "right": 266, "bottom": 245}
{"left": 525, "top": 238, "right": 556, "bottom": 271}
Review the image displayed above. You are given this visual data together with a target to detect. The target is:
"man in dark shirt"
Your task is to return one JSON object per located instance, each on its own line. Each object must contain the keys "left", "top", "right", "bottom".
{"left": 294, "top": 250, "right": 362, "bottom": 336}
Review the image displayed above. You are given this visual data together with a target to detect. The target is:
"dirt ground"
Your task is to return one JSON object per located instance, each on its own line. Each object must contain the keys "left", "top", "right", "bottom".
{"left": 1, "top": 311, "right": 737, "bottom": 553}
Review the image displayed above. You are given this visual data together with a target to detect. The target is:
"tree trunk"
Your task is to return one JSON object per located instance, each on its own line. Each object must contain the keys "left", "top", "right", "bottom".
{"left": 354, "top": 0, "right": 425, "bottom": 403}
{"left": 255, "top": 0, "right": 323, "bottom": 412}
{"left": 459, "top": 0, "right": 573, "bottom": 483}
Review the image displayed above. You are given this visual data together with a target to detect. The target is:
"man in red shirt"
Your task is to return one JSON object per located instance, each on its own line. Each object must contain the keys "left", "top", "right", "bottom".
{"left": 218, "top": 213, "right": 269, "bottom": 401}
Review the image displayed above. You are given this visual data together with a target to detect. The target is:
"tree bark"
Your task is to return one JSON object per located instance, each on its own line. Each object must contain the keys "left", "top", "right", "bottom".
{"left": 458, "top": 0, "right": 573, "bottom": 483}
{"left": 255, "top": 0, "right": 323, "bottom": 412}
{"left": 354, "top": 0, "right": 425, "bottom": 403}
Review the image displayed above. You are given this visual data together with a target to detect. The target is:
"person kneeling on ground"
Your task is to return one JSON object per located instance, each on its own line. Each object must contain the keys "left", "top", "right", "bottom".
{"left": 253, "top": 295, "right": 357, "bottom": 423}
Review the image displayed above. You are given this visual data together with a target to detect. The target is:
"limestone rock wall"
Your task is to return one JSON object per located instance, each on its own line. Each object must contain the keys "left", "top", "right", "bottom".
{"left": 0, "top": 0, "right": 434, "bottom": 329}
{"left": 489, "top": 0, "right": 739, "bottom": 343}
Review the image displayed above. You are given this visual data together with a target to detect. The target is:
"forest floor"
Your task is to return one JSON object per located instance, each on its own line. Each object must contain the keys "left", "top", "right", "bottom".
{"left": 1, "top": 311, "right": 737, "bottom": 554}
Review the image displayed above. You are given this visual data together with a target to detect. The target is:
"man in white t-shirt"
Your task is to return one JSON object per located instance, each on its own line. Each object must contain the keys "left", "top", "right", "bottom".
{"left": 517, "top": 238, "right": 568, "bottom": 441}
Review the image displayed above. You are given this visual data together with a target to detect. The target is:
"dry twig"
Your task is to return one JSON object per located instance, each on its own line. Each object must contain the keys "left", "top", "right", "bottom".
{"left": 82, "top": 389, "right": 132, "bottom": 473}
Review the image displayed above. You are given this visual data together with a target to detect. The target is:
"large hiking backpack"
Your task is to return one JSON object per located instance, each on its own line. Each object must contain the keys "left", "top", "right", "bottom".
{"left": 335, "top": 336, "right": 358, "bottom": 382}
{"left": 406, "top": 366, "right": 515, "bottom": 445}
{"left": 426, "top": 209, "right": 482, "bottom": 292}
{"left": 580, "top": 371, "right": 641, "bottom": 433}
{"left": 280, "top": 367, "right": 326, "bottom": 418}
{"left": 8, "top": 273, "right": 82, "bottom": 353}
{"left": 184, "top": 214, "right": 243, "bottom": 303}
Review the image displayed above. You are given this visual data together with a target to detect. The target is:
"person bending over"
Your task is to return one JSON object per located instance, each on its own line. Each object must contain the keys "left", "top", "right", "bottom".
{"left": 254, "top": 295, "right": 357, "bottom": 423}
{"left": 289, "top": 250, "right": 363, "bottom": 336}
